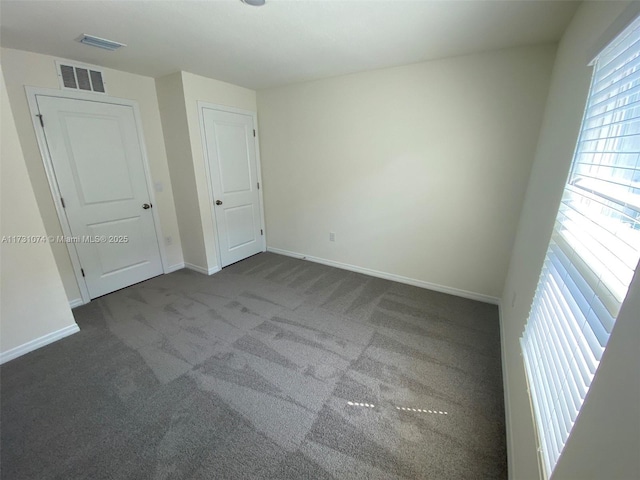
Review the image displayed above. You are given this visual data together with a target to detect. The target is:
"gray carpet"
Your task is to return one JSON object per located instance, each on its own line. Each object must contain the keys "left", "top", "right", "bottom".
{"left": 0, "top": 252, "right": 507, "bottom": 479}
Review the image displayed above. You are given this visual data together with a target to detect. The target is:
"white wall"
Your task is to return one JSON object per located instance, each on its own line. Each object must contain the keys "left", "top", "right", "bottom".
{"left": 0, "top": 48, "right": 184, "bottom": 304}
{"left": 256, "top": 45, "right": 556, "bottom": 300}
{"left": 500, "top": 2, "right": 640, "bottom": 479}
{"left": 1, "top": 65, "right": 78, "bottom": 360}
{"left": 157, "top": 71, "right": 257, "bottom": 272}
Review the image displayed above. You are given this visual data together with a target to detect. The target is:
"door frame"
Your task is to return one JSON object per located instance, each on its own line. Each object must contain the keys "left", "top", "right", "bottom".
{"left": 25, "top": 86, "right": 171, "bottom": 305}
{"left": 198, "top": 102, "right": 267, "bottom": 268}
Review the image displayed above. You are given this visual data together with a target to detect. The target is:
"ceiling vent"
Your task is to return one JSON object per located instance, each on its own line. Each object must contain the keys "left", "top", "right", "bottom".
{"left": 77, "top": 34, "right": 126, "bottom": 51}
{"left": 55, "top": 61, "right": 107, "bottom": 94}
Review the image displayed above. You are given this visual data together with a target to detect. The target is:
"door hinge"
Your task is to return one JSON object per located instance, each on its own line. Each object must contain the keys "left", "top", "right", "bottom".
{"left": 81, "top": 268, "right": 85, "bottom": 277}
{"left": 253, "top": 129, "right": 256, "bottom": 137}
{"left": 60, "top": 197, "right": 66, "bottom": 208}
{"left": 257, "top": 182, "right": 260, "bottom": 190}
{"left": 260, "top": 229, "right": 263, "bottom": 235}
{"left": 36, "top": 114, "right": 44, "bottom": 128}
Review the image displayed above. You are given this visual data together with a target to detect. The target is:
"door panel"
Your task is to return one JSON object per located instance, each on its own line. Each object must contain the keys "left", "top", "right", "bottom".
{"left": 224, "top": 204, "right": 256, "bottom": 249}
{"left": 203, "top": 108, "right": 263, "bottom": 267}
{"left": 36, "top": 95, "right": 163, "bottom": 298}
{"left": 64, "top": 115, "right": 135, "bottom": 204}
{"left": 216, "top": 123, "right": 252, "bottom": 193}
{"left": 87, "top": 217, "right": 148, "bottom": 274}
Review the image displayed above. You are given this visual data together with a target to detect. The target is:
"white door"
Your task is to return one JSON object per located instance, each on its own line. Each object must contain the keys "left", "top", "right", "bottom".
{"left": 202, "top": 107, "right": 264, "bottom": 267}
{"left": 36, "top": 95, "right": 163, "bottom": 298}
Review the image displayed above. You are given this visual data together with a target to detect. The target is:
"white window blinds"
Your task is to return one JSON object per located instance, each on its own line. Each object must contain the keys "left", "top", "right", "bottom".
{"left": 521, "top": 15, "right": 640, "bottom": 478}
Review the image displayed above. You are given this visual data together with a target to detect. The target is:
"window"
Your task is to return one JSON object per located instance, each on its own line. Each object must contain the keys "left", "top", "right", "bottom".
{"left": 521, "top": 15, "right": 640, "bottom": 478}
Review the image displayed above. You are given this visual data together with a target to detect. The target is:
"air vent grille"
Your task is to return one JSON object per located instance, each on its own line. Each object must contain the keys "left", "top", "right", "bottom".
{"left": 76, "top": 68, "right": 91, "bottom": 90}
{"left": 56, "top": 61, "right": 107, "bottom": 94}
{"left": 89, "top": 70, "right": 105, "bottom": 93}
{"left": 60, "top": 64, "right": 77, "bottom": 89}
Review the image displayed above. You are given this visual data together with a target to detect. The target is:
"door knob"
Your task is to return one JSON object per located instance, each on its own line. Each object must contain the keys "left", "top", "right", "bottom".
{"left": 216, "top": 200, "right": 223, "bottom": 205}
{"left": 142, "top": 203, "right": 152, "bottom": 209}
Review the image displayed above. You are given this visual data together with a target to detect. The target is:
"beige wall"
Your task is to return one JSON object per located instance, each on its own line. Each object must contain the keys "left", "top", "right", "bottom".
{"left": 156, "top": 72, "right": 206, "bottom": 269}
{"left": 257, "top": 45, "right": 556, "bottom": 300}
{"left": 157, "top": 71, "right": 257, "bottom": 271}
{"left": 0, "top": 48, "right": 184, "bottom": 304}
{"left": 1, "top": 65, "right": 78, "bottom": 357}
{"left": 500, "top": 2, "right": 640, "bottom": 479}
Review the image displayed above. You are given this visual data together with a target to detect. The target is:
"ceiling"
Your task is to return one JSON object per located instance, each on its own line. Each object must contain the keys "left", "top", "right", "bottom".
{"left": 0, "top": 0, "right": 580, "bottom": 90}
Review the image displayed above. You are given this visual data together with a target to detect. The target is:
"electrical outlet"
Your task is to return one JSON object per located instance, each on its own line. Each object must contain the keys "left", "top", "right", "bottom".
{"left": 511, "top": 291, "right": 517, "bottom": 308}
{"left": 165, "top": 236, "right": 173, "bottom": 246}
{"left": 154, "top": 181, "right": 164, "bottom": 192}
{"left": 329, "top": 232, "right": 336, "bottom": 242}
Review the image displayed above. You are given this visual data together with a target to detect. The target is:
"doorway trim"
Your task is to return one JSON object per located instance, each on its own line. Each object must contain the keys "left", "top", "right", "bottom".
{"left": 25, "top": 86, "right": 170, "bottom": 305}
{"left": 197, "top": 102, "right": 267, "bottom": 269}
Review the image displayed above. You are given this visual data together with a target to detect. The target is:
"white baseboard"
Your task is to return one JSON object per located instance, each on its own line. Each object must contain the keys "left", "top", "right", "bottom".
{"left": 69, "top": 298, "right": 85, "bottom": 309}
{"left": 166, "top": 262, "right": 185, "bottom": 273}
{"left": 185, "top": 263, "right": 221, "bottom": 276}
{"left": 0, "top": 323, "right": 80, "bottom": 365}
{"left": 267, "top": 246, "right": 500, "bottom": 305}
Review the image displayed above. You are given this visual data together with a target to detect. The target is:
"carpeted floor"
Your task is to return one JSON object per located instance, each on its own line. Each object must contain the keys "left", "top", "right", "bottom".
{"left": 0, "top": 252, "right": 507, "bottom": 479}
